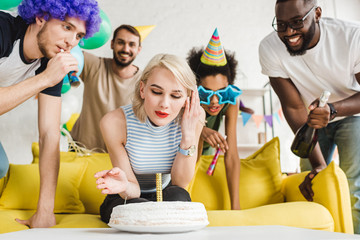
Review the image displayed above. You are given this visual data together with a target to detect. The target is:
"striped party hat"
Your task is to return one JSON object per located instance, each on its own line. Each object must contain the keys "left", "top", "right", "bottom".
{"left": 200, "top": 28, "right": 227, "bottom": 66}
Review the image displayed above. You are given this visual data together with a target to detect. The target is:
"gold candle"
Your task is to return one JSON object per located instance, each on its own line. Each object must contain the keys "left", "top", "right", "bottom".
{"left": 156, "top": 173, "right": 163, "bottom": 202}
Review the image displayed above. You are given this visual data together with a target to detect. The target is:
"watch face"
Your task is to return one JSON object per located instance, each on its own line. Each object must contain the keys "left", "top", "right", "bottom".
{"left": 188, "top": 145, "right": 196, "bottom": 156}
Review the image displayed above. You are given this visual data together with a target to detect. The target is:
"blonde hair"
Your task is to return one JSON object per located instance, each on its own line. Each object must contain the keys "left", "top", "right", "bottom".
{"left": 132, "top": 53, "right": 196, "bottom": 122}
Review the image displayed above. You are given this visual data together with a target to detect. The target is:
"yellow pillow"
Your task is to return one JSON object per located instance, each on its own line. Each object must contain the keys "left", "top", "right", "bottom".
{"left": 31, "top": 142, "right": 77, "bottom": 163}
{"left": 283, "top": 161, "right": 353, "bottom": 233}
{"left": 187, "top": 137, "right": 284, "bottom": 210}
{"left": 75, "top": 153, "right": 112, "bottom": 214}
{"left": 0, "top": 162, "right": 87, "bottom": 213}
{"left": 33, "top": 141, "right": 113, "bottom": 214}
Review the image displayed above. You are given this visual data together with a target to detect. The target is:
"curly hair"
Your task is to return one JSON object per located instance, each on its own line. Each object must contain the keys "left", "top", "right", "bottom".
{"left": 18, "top": 0, "right": 101, "bottom": 38}
{"left": 186, "top": 47, "right": 238, "bottom": 86}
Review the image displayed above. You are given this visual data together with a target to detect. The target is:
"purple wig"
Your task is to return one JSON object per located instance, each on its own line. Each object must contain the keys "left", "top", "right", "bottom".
{"left": 18, "top": 0, "right": 101, "bottom": 38}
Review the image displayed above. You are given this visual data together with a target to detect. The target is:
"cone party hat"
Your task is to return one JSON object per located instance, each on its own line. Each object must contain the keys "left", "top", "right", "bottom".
{"left": 200, "top": 28, "right": 227, "bottom": 67}
{"left": 134, "top": 25, "right": 156, "bottom": 42}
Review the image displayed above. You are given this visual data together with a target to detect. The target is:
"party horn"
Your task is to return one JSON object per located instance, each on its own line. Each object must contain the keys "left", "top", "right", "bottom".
{"left": 207, "top": 148, "right": 221, "bottom": 176}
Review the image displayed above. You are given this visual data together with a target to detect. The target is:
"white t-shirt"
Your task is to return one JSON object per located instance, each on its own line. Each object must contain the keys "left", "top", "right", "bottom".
{"left": 259, "top": 18, "right": 360, "bottom": 116}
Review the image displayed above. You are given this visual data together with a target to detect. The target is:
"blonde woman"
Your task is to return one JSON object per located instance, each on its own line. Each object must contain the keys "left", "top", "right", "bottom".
{"left": 95, "top": 54, "right": 204, "bottom": 223}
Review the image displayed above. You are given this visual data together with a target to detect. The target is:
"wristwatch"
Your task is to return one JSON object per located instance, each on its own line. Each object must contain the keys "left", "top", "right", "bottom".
{"left": 178, "top": 145, "right": 196, "bottom": 156}
{"left": 327, "top": 103, "right": 337, "bottom": 120}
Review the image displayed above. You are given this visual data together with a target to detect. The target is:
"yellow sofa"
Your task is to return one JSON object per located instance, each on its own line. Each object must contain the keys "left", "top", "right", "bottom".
{"left": 0, "top": 138, "right": 354, "bottom": 234}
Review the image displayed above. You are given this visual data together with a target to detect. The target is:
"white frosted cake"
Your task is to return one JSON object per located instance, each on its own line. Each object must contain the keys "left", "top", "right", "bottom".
{"left": 108, "top": 201, "right": 209, "bottom": 232}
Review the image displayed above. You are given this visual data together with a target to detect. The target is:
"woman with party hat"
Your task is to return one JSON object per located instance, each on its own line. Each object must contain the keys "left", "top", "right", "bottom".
{"left": 187, "top": 28, "right": 242, "bottom": 210}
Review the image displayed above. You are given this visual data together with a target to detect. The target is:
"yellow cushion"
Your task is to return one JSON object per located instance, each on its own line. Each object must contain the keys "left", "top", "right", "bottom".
{"left": 207, "top": 201, "right": 334, "bottom": 231}
{"left": 283, "top": 161, "right": 353, "bottom": 233}
{"left": 187, "top": 137, "right": 284, "bottom": 210}
{"left": 0, "top": 210, "right": 108, "bottom": 234}
{"left": 32, "top": 142, "right": 112, "bottom": 214}
{"left": 53, "top": 213, "right": 109, "bottom": 228}
{"left": 0, "top": 209, "right": 33, "bottom": 233}
{"left": 32, "top": 142, "right": 77, "bottom": 163}
{"left": 0, "top": 162, "right": 87, "bottom": 213}
{"left": 75, "top": 153, "right": 112, "bottom": 214}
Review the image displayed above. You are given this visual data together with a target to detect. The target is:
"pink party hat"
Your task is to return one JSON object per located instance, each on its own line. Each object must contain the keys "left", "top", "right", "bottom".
{"left": 200, "top": 28, "right": 227, "bottom": 66}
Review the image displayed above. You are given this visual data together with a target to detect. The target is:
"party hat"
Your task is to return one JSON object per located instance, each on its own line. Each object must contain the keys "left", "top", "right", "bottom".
{"left": 200, "top": 28, "right": 227, "bottom": 66}
{"left": 134, "top": 25, "right": 156, "bottom": 42}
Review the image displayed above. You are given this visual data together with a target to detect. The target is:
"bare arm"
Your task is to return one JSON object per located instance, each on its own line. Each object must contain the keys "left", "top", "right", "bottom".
{"left": 16, "top": 93, "right": 61, "bottom": 228}
{"left": 97, "top": 108, "right": 141, "bottom": 199}
{"left": 271, "top": 77, "right": 328, "bottom": 201}
{"left": 270, "top": 77, "right": 327, "bottom": 171}
{"left": 0, "top": 52, "right": 79, "bottom": 115}
{"left": 0, "top": 75, "right": 48, "bottom": 115}
{"left": 171, "top": 90, "right": 204, "bottom": 188}
{"left": 196, "top": 139, "right": 204, "bottom": 162}
{"left": 324, "top": 72, "right": 360, "bottom": 117}
{"left": 224, "top": 102, "right": 241, "bottom": 210}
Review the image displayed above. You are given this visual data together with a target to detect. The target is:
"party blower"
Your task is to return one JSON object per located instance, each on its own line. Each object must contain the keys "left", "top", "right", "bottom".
{"left": 207, "top": 147, "right": 221, "bottom": 176}
{"left": 60, "top": 45, "right": 84, "bottom": 93}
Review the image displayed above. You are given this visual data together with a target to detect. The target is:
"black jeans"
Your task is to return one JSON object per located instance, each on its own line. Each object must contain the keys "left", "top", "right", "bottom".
{"left": 100, "top": 185, "right": 191, "bottom": 223}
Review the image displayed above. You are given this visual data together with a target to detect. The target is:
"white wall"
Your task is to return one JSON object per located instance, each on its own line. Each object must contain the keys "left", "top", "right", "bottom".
{"left": 0, "top": 0, "right": 358, "bottom": 172}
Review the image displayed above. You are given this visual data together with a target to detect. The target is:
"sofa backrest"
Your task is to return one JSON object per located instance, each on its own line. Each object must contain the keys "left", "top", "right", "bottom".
{"left": 32, "top": 143, "right": 112, "bottom": 214}
{"left": 187, "top": 137, "right": 284, "bottom": 210}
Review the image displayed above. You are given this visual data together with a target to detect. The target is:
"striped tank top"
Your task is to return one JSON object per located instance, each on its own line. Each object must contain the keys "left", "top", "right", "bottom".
{"left": 121, "top": 104, "right": 182, "bottom": 193}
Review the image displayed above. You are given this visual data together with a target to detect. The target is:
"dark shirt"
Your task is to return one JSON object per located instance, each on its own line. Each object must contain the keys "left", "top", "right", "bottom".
{"left": 0, "top": 11, "right": 62, "bottom": 96}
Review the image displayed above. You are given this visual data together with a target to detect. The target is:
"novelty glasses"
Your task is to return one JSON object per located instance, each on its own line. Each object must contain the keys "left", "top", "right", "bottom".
{"left": 198, "top": 85, "right": 242, "bottom": 105}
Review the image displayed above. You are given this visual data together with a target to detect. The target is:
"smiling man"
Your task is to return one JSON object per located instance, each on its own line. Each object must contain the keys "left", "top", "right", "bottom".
{"left": 70, "top": 25, "right": 142, "bottom": 152}
{"left": 259, "top": 0, "right": 360, "bottom": 233}
{"left": 0, "top": 0, "right": 101, "bottom": 228}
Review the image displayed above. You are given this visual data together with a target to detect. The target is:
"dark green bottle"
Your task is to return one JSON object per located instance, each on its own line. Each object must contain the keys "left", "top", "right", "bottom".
{"left": 291, "top": 91, "right": 330, "bottom": 158}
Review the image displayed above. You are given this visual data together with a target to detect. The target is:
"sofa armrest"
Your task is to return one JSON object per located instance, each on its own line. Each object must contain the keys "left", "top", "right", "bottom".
{"left": 0, "top": 177, "right": 5, "bottom": 197}
{"left": 0, "top": 169, "right": 9, "bottom": 197}
{"left": 281, "top": 162, "right": 353, "bottom": 234}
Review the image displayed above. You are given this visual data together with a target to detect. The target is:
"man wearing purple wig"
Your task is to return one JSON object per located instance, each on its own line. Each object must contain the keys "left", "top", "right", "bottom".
{"left": 0, "top": 0, "right": 101, "bottom": 228}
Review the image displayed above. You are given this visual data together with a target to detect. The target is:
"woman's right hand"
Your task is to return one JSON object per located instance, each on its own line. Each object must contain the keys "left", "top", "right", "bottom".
{"left": 94, "top": 167, "right": 129, "bottom": 195}
{"left": 201, "top": 126, "right": 228, "bottom": 153}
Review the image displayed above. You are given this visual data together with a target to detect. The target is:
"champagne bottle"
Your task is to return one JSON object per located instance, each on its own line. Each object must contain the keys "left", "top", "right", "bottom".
{"left": 291, "top": 91, "right": 331, "bottom": 158}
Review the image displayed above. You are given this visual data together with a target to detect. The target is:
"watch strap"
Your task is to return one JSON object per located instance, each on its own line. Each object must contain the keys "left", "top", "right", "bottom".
{"left": 178, "top": 146, "right": 189, "bottom": 156}
{"left": 327, "top": 103, "right": 337, "bottom": 120}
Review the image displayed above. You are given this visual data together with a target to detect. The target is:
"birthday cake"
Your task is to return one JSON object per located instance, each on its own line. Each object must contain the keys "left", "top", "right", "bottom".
{"left": 108, "top": 201, "right": 209, "bottom": 232}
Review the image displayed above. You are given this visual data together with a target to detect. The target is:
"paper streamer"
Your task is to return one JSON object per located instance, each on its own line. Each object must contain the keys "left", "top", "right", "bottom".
{"left": 252, "top": 115, "right": 263, "bottom": 128}
{"left": 278, "top": 108, "right": 284, "bottom": 120}
{"left": 264, "top": 115, "right": 273, "bottom": 128}
{"left": 274, "top": 112, "right": 281, "bottom": 124}
{"left": 241, "top": 112, "right": 252, "bottom": 126}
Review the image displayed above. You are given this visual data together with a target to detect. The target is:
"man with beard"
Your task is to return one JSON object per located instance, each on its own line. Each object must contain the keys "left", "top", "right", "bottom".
{"left": 0, "top": 0, "right": 101, "bottom": 228}
{"left": 70, "top": 25, "right": 142, "bottom": 152}
{"left": 259, "top": 0, "right": 360, "bottom": 233}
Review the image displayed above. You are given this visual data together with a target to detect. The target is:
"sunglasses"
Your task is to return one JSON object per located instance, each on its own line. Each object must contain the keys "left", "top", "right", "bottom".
{"left": 198, "top": 85, "right": 242, "bottom": 105}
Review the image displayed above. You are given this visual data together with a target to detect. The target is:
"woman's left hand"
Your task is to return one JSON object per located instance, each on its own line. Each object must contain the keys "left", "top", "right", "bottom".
{"left": 181, "top": 88, "right": 203, "bottom": 142}
{"left": 94, "top": 167, "right": 129, "bottom": 195}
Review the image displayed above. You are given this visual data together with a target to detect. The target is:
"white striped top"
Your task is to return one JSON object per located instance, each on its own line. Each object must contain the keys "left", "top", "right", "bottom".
{"left": 121, "top": 104, "right": 182, "bottom": 193}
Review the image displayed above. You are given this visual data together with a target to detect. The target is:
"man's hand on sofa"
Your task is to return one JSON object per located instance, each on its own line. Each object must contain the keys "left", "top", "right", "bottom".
{"left": 15, "top": 210, "right": 56, "bottom": 228}
{"left": 299, "top": 169, "right": 320, "bottom": 201}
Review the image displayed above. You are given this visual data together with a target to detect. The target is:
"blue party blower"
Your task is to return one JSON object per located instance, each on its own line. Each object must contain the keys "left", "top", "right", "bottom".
{"left": 60, "top": 45, "right": 84, "bottom": 93}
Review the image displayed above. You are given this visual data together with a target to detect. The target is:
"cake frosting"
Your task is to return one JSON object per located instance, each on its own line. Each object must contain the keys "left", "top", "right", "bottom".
{"left": 109, "top": 201, "right": 209, "bottom": 227}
